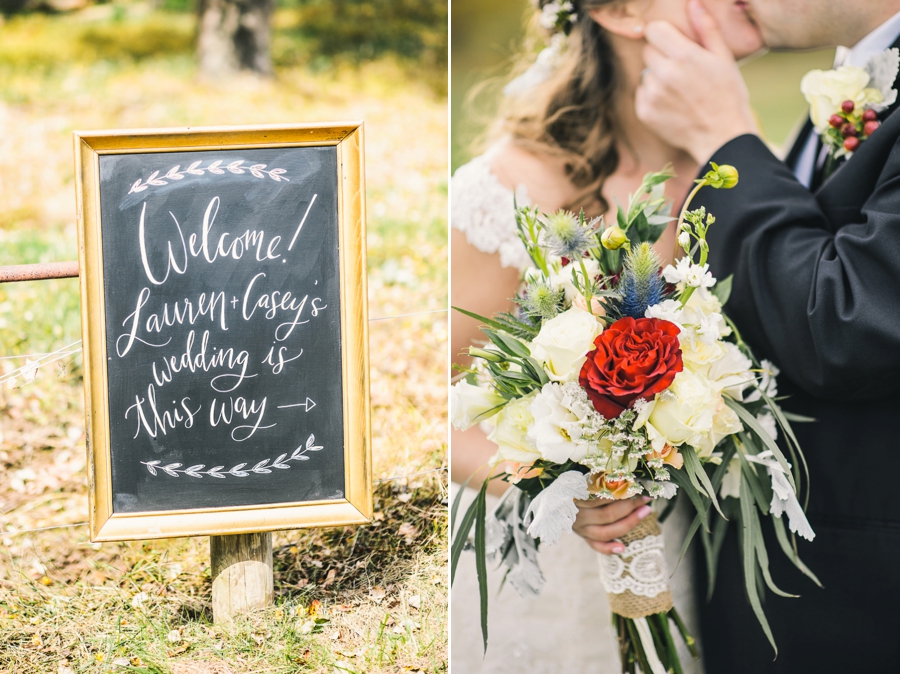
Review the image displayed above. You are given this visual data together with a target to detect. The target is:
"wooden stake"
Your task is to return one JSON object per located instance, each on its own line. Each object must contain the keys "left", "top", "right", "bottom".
{"left": 210, "top": 532, "right": 274, "bottom": 623}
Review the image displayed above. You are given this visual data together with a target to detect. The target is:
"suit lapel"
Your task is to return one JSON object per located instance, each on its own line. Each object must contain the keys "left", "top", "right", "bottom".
{"left": 785, "top": 118, "right": 815, "bottom": 172}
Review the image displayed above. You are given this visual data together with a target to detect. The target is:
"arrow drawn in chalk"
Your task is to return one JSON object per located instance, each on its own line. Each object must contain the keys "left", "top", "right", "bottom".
{"left": 277, "top": 397, "right": 317, "bottom": 412}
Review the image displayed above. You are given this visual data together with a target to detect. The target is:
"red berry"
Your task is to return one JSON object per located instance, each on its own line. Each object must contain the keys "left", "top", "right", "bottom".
{"left": 841, "top": 122, "right": 858, "bottom": 137}
{"left": 864, "top": 120, "right": 881, "bottom": 136}
{"left": 841, "top": 100, "right": 855, "bottom": 113}
{"left": 862, "top": 109, "right": 878, "bottom": 122}
{"left": 844, "top": 136, "right": 860, "bottom": 152}
{"left": 829, "top": 114, "right": 844, "bottom": 128}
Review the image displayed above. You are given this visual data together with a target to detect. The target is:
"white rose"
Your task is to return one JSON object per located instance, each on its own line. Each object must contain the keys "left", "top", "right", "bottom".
{"left": 681, "top": 338, "right": 726, "bottom": 369}
{"left": 705, "top": 342, "right": 754, "bottom": 400}
{"left": 800, "top": 65, "right": 882, "bottom": 131}
{"left": 531, "top": 307, "right": 603, "bottom": 382}
{"left": 644, "top": 369, "right": 740, "bottom": 457}
{"left": 488, "top": 393, "right": 541, "bottom": 464}
{"left": 527, "top": 382, "right": 588, "bottom": 464}
{"left": 450, "top": 380, "right": 505, "bottom": 431}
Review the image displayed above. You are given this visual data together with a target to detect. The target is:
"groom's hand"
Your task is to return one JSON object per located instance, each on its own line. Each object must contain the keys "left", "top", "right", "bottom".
{"left": 636, "top": 0, "right": 759, "bottom": 164}
{"left": 573, "top": 496, "right": 653, "bottom": 555}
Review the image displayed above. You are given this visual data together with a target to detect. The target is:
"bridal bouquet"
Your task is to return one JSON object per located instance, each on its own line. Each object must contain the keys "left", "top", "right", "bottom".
{"left": 451, "top": 166, "right": 819, "bottom": 673}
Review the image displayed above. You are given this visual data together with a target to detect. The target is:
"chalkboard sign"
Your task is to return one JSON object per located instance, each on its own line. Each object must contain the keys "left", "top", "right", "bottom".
{"left": 74, "top": 124, "right": 371, "bottom": 541}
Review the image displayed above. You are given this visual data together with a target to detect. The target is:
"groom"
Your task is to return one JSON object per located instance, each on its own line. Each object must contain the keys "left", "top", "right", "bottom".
{"left": 631, "top": 0, "right": 900, "bottom": 671}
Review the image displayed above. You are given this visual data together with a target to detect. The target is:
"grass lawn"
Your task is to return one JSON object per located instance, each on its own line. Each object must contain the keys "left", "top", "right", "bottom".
{"left": 0, "top": 8, "right": 448, "bottom": 674}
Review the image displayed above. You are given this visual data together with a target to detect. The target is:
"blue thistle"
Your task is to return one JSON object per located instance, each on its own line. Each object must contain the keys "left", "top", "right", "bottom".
{"left": 612, "top": 243, "right": 666, "bottom": 319}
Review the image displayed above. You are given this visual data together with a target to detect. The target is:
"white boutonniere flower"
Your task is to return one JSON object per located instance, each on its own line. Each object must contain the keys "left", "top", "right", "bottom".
{"left": 801, "top": 48, "right": 899, "bottom": 158}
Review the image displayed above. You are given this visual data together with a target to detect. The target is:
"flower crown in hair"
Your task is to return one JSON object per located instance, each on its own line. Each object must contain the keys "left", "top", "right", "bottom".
{"left": 504, "top": 1, "right": 579, "bottom": 97}
{"left": 539, "top": 1, "right": 578, "bottom": 36}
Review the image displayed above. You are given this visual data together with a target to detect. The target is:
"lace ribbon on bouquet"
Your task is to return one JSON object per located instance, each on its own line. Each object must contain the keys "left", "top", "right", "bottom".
{"left": 597, "top": 512, "right": 673, "bottom": 618}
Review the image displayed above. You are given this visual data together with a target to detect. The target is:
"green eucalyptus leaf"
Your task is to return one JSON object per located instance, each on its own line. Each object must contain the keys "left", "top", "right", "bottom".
{"left": 739, "top": 473, "right": 778, "bottom": 655}
{"left": 682, "top": 446, "right": 725, "bottom": 520}
{"left": 772, "top": 514, "right": 822, "bottom": 587}
{"left": 474, "top": 481, "right": 489, "bottom": 651}
{"left": 485, "top": 329, "right": 531, "bottom": 359}
{"left": 450, "top": 482, "right": 485, "bottom": 585}
{"left": 712, "top": 274, "right": 733, "bottom": 306}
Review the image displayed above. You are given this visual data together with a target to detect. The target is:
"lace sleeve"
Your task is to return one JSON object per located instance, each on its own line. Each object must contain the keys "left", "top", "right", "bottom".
{"left": 451, "top": 154, "right": 533, "bottom": 271}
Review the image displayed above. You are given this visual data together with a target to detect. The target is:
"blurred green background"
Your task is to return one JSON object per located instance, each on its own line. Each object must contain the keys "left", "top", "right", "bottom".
{"left": 451, "top": 0, "right": 833, "bottom": 171}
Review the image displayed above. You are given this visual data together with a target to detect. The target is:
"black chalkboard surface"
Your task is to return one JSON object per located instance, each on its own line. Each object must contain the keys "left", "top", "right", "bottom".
{"left": 76, "top": 124, "right": 371, "bottom": 540}
{"left": 99, "top": 147, "right": 344, "bottom": 512}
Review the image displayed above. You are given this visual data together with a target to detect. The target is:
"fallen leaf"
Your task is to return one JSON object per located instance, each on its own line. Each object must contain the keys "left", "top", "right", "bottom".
{"left": 130, "top": 592, "right": 149, "bottom": 609}
{"left": 323, "top": 568, "right": 337, "bottom": 586}
{"left": 407, "top": 594, "right": 421, "bottom": 610}
{"left": 398, "top": 522, "right": 419, "bottom": 543}
{"left": 369, "top": 586, "right": 386, "bottom": 602}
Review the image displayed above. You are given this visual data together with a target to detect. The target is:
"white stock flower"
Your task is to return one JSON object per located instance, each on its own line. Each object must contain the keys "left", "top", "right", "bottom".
{"left": 719, "top": 455, "right": 741, "bottom": 499}
{"left": 645, "top": 299, "right": 684, "bottom": 328}
{"left": 745, "top": 358, "right": 780, "bottom": 402}
{"left": 756, "top": 411, "right": 778, "bottom": 441}
{"left": 450, "top": 380, "right": 505, "bottom": 431}
{"left": 530, "top": 307, "right": 603, "bottom": 382}
{"left": 677, "top": 289, "right": 730, "bottom": 366}
{"left": 488, "top": 393, "right": 541, "bottom": 464}
{"left": 644, "top": 370, "right": 741, "bottom": 457}
{"left": 662, "top": 257, "right": 715, "bottom": 289}
{"left": 527, "top": 383, "right": 588, "bottom": 464}
{"left": 801, "top": 65, "right": 883, "bottom": 131}
{"left": 678, "top": 231, "right": 691, "bottom": 248}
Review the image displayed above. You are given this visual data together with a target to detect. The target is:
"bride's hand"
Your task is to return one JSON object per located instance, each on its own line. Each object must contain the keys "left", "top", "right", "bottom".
{"left": 572, "top": 496, "right": 653, "bottom": 555}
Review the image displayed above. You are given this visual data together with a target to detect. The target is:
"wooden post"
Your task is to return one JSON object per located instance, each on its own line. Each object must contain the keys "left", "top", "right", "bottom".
{"left": 210, "top": 532, "right": 274, "bottom": 623}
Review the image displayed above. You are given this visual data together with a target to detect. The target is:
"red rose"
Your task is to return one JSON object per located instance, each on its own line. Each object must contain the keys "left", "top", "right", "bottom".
{"left": 578, "top": 316, "right": 683, "bottom": 419}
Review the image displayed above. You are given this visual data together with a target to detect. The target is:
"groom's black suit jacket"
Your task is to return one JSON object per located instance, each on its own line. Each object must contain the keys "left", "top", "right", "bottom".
{"left": 691, "top": 42, "right": 900, "bottom": 673}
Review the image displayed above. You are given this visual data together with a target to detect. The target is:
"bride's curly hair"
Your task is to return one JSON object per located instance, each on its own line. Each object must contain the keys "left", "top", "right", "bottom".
{"left": 500, "top": 0, "right": 627, "bottom": 215}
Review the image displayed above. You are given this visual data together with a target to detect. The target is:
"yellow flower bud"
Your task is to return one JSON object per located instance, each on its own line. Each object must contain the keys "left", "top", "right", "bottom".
{"left": 704, "top": 163, "right": 739, "bottom": 189}
{"left": 600, "top": 225, "right": 629, "bottom": 250}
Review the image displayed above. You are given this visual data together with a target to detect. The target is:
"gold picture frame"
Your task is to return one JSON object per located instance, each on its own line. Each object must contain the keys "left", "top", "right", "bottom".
{"left": 73, "top": 123, "right": 372, "bottom": 542}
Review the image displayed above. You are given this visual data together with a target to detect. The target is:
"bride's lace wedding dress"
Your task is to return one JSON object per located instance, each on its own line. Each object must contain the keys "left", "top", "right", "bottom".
{"left": 450, "top": 153, "right": 705, "bottom": 674}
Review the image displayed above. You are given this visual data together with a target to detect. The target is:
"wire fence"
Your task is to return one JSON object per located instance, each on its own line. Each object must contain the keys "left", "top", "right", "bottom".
{"left": 0, "top": 306, "right": 449, "bottom": 539}
{"left": 0, "top": 309, "right": 448, "bottom": 384}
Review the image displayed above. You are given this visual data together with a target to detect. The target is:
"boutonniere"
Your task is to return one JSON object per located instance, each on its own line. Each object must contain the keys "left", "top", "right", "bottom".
{"left": 801, "top": 47, "right": 899, "bottom": 158}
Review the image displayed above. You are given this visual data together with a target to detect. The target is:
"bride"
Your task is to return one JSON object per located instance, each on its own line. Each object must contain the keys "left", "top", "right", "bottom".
{"left": 451, "top": 0, "right": 762, "bottom": 671}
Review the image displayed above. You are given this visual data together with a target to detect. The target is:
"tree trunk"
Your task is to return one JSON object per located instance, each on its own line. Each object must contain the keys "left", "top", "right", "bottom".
{"left": 197, "top": 0, "right": 274, "bottom": 79}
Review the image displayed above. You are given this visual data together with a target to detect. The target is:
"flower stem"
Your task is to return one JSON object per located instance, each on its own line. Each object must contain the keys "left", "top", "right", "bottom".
{"left": 578, "top": 258, "right": 594, "bottom": 315}
{"left": 672, "top": 181, "right": 706, "bottom": 263}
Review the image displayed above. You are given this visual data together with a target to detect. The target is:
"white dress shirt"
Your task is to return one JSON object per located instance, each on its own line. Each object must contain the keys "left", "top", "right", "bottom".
{"left": 793, "top": 10, "right": 900, "bottom": 186}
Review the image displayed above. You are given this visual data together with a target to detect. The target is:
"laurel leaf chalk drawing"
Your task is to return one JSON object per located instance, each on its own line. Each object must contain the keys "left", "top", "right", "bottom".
{"left": 128, "top": 159, "right": 289, "bottom": 194}
{"left": 140, "top": 433, "right": 325, "bottom": 480}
